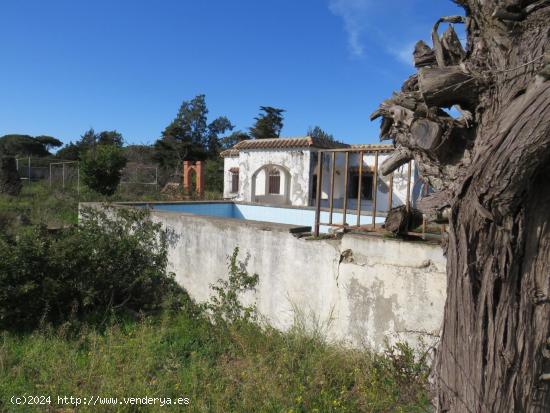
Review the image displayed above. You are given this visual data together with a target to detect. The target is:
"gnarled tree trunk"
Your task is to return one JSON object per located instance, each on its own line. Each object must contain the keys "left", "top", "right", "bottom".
{"left": 372, "top": 1, "right": 550, "bottom": 411}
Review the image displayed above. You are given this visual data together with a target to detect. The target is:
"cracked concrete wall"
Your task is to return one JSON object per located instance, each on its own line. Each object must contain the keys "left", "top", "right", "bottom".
{"left": 149, "top": 210, "right": 446, "bottom": 351}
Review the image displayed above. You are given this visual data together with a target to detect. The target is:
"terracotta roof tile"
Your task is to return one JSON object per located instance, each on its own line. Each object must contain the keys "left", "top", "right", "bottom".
{"left": 233, "top": 136, "right": 347, "bottom": 151}
{"left": 220, "top": 148, "right": 240, "bottom": 158}
{"left": 350, "top": 144, "right": 395, "bottom": 152}
{"left": 220, "top": 139, "right": 395, "bottom": 157}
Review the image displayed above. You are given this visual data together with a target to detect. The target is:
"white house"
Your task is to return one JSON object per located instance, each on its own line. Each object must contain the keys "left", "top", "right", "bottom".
{"left": 221, "top": 136, "right": 423, "bottom": 212}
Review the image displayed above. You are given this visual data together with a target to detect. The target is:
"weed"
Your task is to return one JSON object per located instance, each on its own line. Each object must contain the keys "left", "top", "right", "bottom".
{"left": 204, "top": 247, "right": 259, "bottom": 325}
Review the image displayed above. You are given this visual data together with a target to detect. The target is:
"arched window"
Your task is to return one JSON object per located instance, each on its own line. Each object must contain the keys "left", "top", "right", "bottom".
{"left": 268, "top": 168, "right": 280, "bottom": 194}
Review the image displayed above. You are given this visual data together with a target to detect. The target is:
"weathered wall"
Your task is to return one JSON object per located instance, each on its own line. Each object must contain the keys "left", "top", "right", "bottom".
{"left": 150, "top": 209, "right": 446, "bottom": 350}
{"left": 224, "top": 149, "right": 313, "bottom": 205}
{"left": 235, "top": 148, "right": 312, "bottom": 206}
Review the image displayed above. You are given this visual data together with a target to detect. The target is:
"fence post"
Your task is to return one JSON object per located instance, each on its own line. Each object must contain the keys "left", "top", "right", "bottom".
{"left": 329, "top": 152, "right": 336, "bottom": 225}
{"left": 77, "top": 162, "right": 80, "bottom": 194}
{"left": 28, "top": 157, "right": 31, "bottom": 181}
{"left": 356, "top": 151, "right": 364, "bottom": 227}
{"left": 342, "top": 151, "right": 349, "bottom": 228}
{"left": 314, "top": 151, "right": 324, "bottom": 237}
{"left": 371, "top": 151, "right": 379, "bottom": 229}
{"left": 62, "top": 162, "right": 65, "bottom": 189}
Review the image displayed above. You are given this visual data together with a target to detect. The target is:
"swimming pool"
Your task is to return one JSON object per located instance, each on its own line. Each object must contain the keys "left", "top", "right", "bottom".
{"left": 134, "top": 201, "right": 385, "bottom": 233}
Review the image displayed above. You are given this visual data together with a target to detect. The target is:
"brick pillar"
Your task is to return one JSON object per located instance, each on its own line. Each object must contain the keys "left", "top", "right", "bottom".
{"left": 182, "top": 161, "right": 191, "bottom": 193}
{"left": 182, "top": 160, "right": 205, "bottom": 197}
{"left": 195, "top": 161, "right": 204, "bottom": 197}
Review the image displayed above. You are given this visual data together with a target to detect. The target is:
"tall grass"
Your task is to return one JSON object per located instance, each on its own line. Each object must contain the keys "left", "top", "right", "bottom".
{"left": 0, "top": 312, "right": 431, "bottom": 412}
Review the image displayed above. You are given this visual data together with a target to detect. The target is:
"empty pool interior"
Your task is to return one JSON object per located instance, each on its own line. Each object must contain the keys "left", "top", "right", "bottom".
{"left": 133, "top": 202, "right": 385, "bottom": 233}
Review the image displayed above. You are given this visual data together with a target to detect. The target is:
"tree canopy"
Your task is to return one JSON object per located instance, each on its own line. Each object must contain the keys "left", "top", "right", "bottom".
{"left": 249, "top": 106, "right": 285, "bottom": 139}
{"left": 307, "top": 126, "right": 338, "bottom": 142}
{"left": 0, "top": 134, "right": 62, "bottom": 157}
{"left": 153, "top": 95, "right": 234, "bottom": 180}
{"left": 56, "top": 129, "right": 124, "bottom": 160}
{"left": 219, "top": 131, "right": 250, "bottom": 151}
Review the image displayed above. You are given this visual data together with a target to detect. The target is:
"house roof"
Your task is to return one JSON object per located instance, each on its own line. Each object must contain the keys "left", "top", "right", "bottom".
{"left": 350, "top": 144, "right": 395, "bottom": 153}
{"left": 219, "top": 137, "right": 395, "bottom": 157}
{"left": 220, "top": 148, "right": 240, "bottom": 157}
{"left": 220, "top": 136, "right": 345, "bottom": 157}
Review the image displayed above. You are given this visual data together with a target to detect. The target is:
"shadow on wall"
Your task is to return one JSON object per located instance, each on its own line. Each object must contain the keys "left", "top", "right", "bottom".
{"left": 251, "top": 164, "right": 291, "bottom": 205}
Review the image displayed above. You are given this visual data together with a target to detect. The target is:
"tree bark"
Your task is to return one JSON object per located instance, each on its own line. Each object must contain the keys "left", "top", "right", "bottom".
{"left": 372, "top": 1, "right": 550, "bottom": 411}
{"left": 384, "top": 206, "right": 423, "bottom": 235}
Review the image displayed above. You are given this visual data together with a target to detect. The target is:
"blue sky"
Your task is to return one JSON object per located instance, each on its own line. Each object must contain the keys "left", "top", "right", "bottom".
{"left": 0, "top": 0, "right": 464, "bottom": 146}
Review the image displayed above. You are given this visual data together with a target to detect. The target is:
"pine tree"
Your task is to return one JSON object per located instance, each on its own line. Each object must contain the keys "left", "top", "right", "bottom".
{"left": 249, "top": 106, "right": 285, "bottom": 139}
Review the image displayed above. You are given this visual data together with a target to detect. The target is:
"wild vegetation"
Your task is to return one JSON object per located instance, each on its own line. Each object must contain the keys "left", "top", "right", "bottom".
{"left": 0, "top": 310, "right": 430, "bottom": 412}
{"left": 0, "top": 207, "right": 179, "bottom": 331}
{"left": 0, "top": 181, "right": 431, "bottom": 412}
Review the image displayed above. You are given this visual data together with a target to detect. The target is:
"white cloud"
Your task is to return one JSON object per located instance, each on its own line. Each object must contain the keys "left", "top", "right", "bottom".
{"left": 328, "top": 0, "right": 431, "bottom": 66}
{"left": 388, "top": 41, "right": 416, "bottom": 67}
{"left": 328, "top": 0, "right": 371, "bottom": 57}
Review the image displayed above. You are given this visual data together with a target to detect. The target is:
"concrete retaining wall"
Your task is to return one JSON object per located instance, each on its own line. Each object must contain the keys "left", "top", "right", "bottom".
{"left": 147, "top": 209, "right": 447, "bottom": 351}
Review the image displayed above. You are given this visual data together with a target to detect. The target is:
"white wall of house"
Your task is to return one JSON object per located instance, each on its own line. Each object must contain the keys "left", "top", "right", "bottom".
{"left": 224, "top": 148, "right": 312, "bottom": 206}
{"left": 315, "top": 152, "right": 417, "bottom": 212}
{"left": 223, "top": 155, "right": 240, "bottom": 199}
{"left": 224, "top": 147, "right": 421, "bottom": 211}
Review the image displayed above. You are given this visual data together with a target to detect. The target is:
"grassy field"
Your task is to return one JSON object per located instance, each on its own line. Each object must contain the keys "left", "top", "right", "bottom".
{"left": 0, "top": 312, "right": 431, "bottom": 412}
{"left": 0, "top": 182, "right": 431, "bottom": 412}
{"left": 0, "top": 181, "right": 221, "bottom": 231}
{"left": 0, "top": 182, "right": 160, "bottom": 229}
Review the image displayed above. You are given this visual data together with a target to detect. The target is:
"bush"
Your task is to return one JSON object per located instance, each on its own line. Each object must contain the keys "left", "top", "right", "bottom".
{"left": 0, "top": 156, "right": 22, "bottom": 196}
{"left": 80, "top": 145, "right": 127, "bottom": 195}
{"left": 204, "top": 158, "right": 223, "bottom": 193}
{"left": 0, "top": 207, "right": 182, "bottom": 331}
{"left": 204, "top": 247, "right": 259, "bottom": 324}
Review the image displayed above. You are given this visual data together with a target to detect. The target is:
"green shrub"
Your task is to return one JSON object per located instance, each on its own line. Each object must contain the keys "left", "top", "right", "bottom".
{"left": 204, "top": 158, "right": 223, "bottom": 193}
{"left": 80, "top": 145, "right": 127, "bottom": 195}
{"left": 204, "top": 247, "right": 259, "bottom": 324}
{"left": 0, "top": 156, "right": 22, "bottom": 196}
{"left": 0, "top": 207, "right": 182, "bottom": 331}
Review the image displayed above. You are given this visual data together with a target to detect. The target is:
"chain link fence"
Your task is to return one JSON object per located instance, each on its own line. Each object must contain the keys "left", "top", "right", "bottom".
{"left": 49, "top": 161, "right": 80, "bottom": 192}
{"left": 13, "top": 158, "right": 159, "bottom": 193}
{"left": 15, "top": 157, "right": 50, "bottom": 181}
